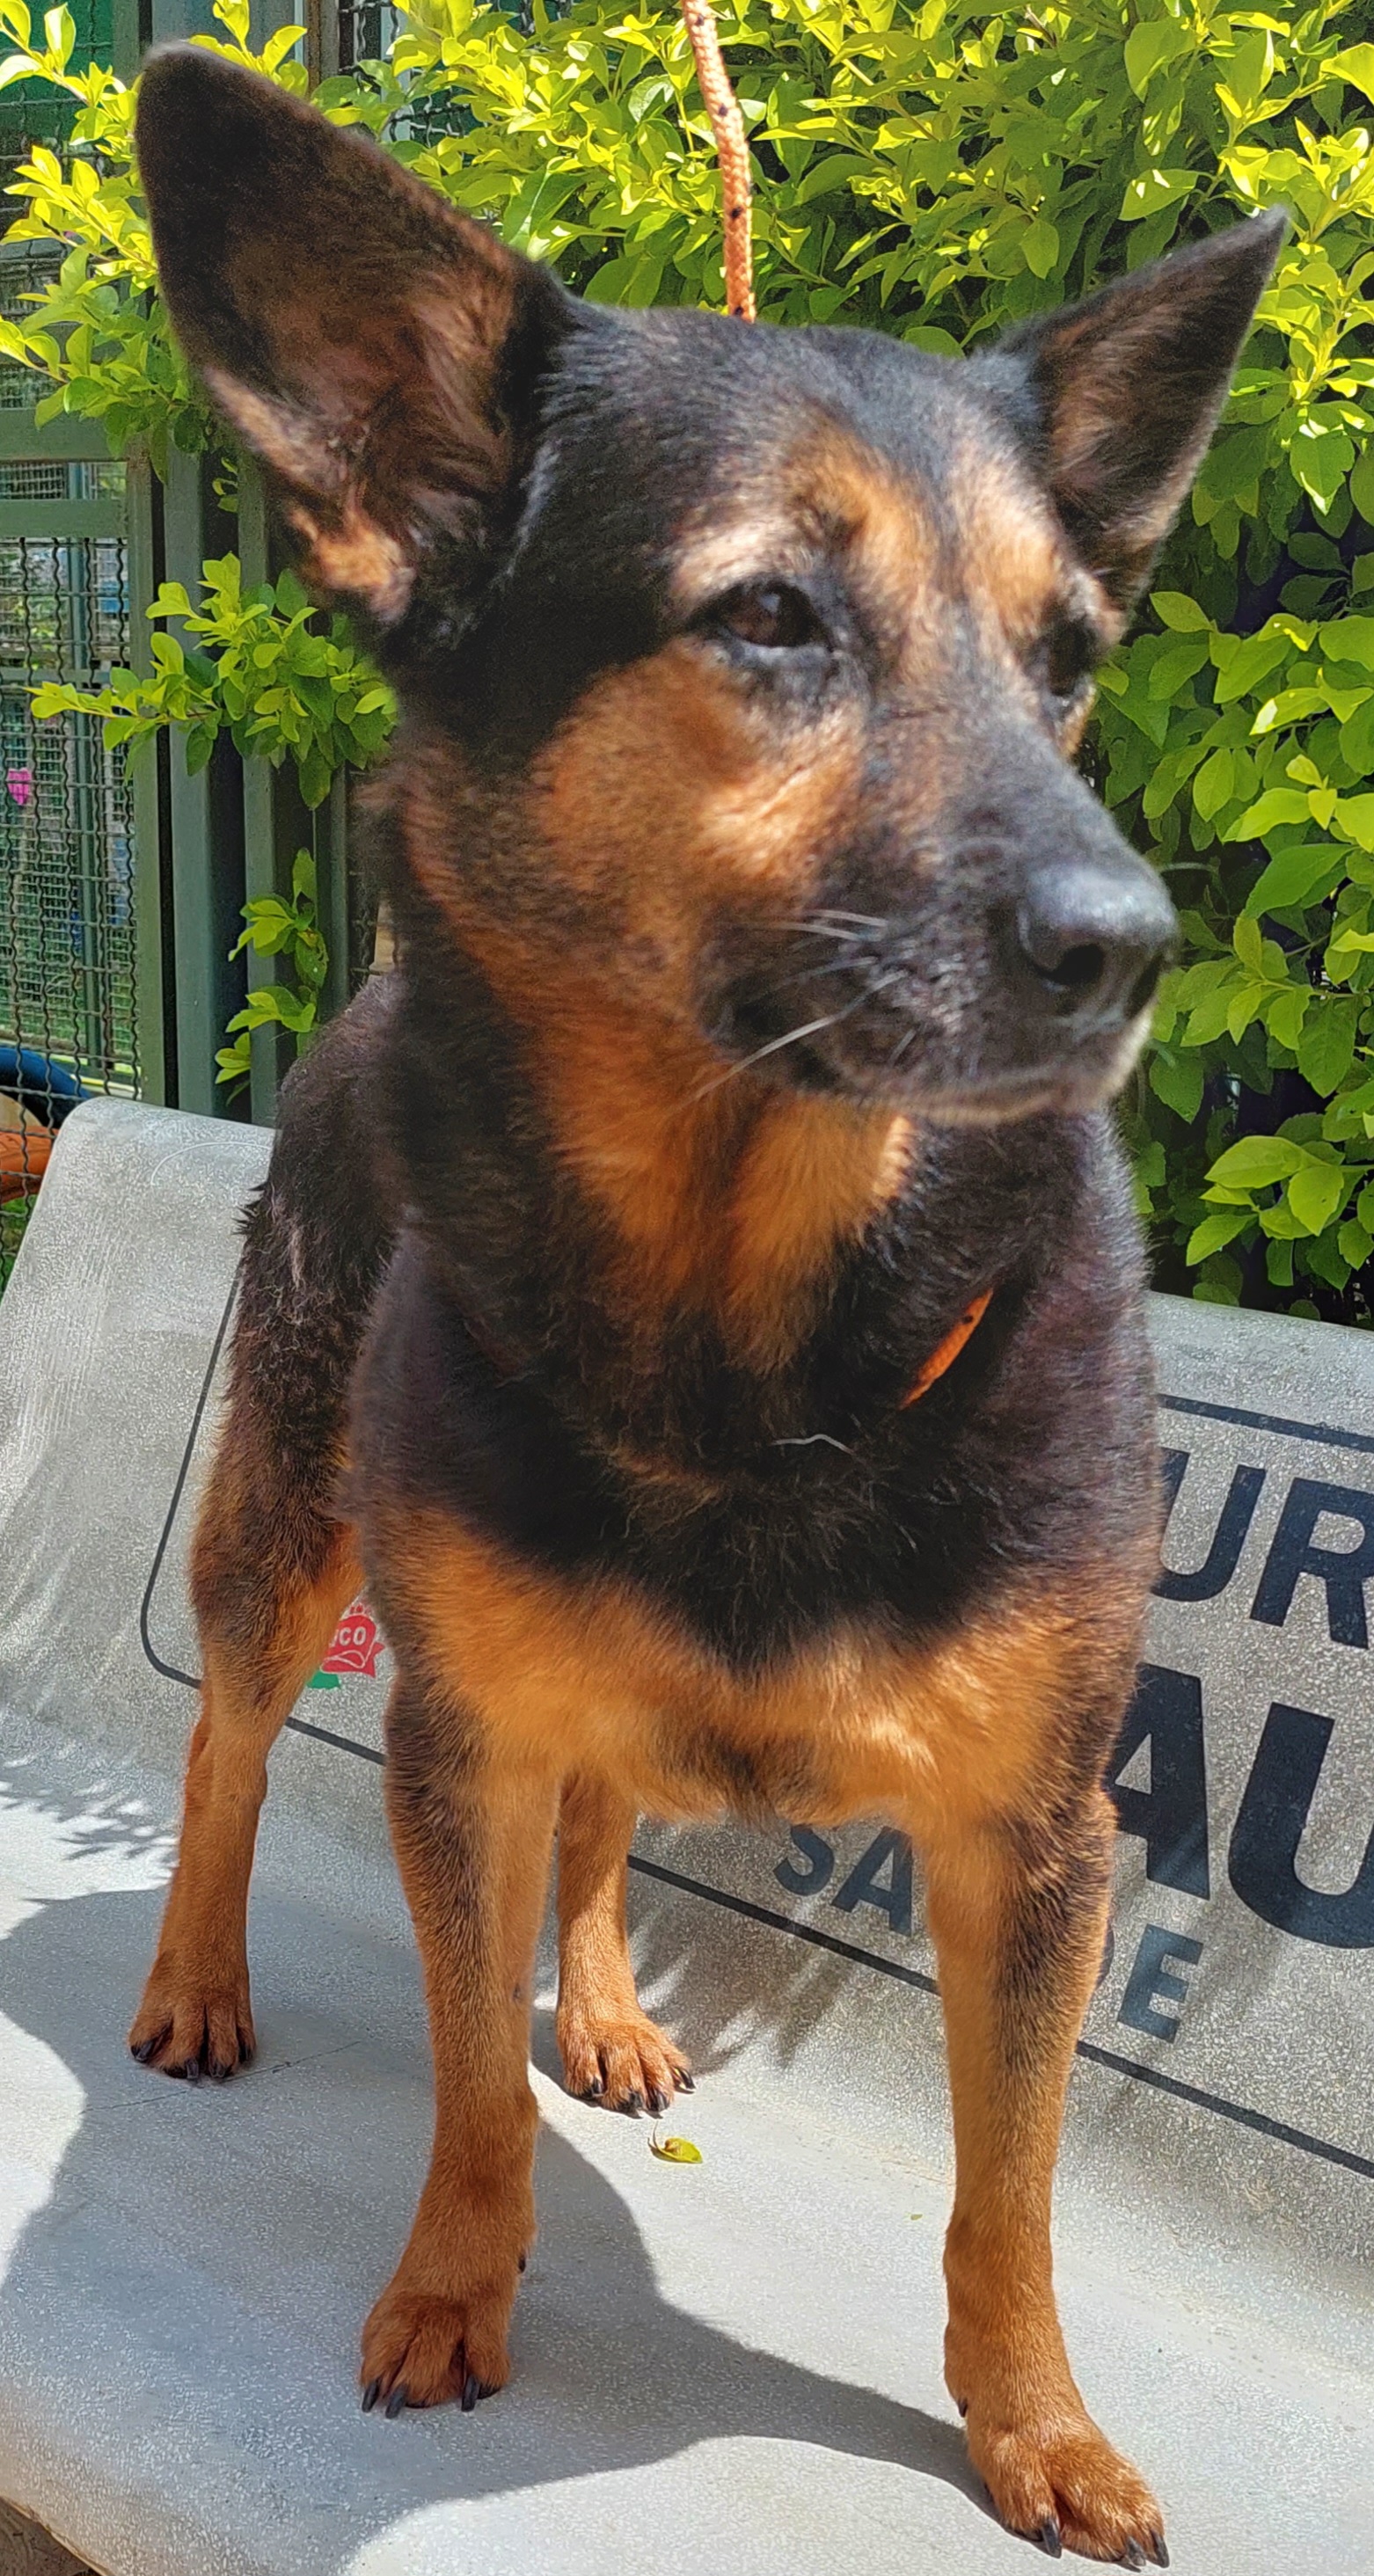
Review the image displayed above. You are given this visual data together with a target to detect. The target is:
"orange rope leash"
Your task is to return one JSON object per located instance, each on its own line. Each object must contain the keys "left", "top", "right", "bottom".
{"left": 678, "top": 0, "right": 756, "bottom": 321}
{"left": 900, "top": 1290, "right": 992, "bottom": 1409}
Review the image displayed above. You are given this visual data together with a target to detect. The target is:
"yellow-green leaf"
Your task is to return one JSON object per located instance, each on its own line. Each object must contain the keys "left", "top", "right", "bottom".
{"left": 1286, "top": 1163, "right": 1347, "bottom": 1237}
{"left": 649, "top": 2129, "right": 702, "bottom": 2164}
{"left": 1120, "top": 168, "right": 1196, "bottom": 223}
{"left": 1334, "top": 795, "right": 1374, "bottom": 852}
{"left": 1151, "top": 591, "right": 1210, "bottom": 634}
{"left": 1329, "top": 43, "right": 1374, "bottom": 104}
{"left": 1023, "top": 216, "right": 1058, "bottom": 280}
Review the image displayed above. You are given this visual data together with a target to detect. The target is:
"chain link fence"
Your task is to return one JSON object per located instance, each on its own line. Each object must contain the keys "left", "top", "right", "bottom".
{"left": 0, "top": 0, "right": 114, "bottom": 219}
{"left": 0, "top": 237, "right": 136, "bottom": 1288}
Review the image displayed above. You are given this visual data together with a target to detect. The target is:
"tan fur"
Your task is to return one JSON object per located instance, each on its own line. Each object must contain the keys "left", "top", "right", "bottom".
{"left": 929, "top": 1791, "right": 1164, "bottom": 2556}
{"left": 129, "top": 1518, "right": 361, "bottom": 2077}
{"left": 398, "top": 857, "right": 911, "bottom": 1365}
{"left": 381, "top": 1500, "right": 1140, "bottom": 1842}
{"left": 362, "top": 1730, "right": 557, "bottom": 2406}
{"left": 555, "top": 1772, "right": 692, "bottom": 2108}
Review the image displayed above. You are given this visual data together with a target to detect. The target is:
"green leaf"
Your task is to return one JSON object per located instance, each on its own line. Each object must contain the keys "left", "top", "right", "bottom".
{"left": 1185, "top": 986, "right": 1240, "bottom": 1045}
{"left": 1224, "top": 789, "right": 1312, "bottom": 841}
{"left": 1149, "top": 1050, "right": 1203, "bottom": 1123}
{"left": 1297, "top": 998, "right": 1360, "bottom": 1098}
{"left": 1244, "top": 845, "right": 1344, "bottom": 917}
{"left": 1334, "top": 795, "right": 1374, "bottom": 852}
{"left": 1329, "top": 43, "right": 1374, "bottom": 104}
{"left": 1266, "top": 986, "right": 1311, "bottom": 1052}
{"left": 1292, "top": 423, "right": 1355, "bottom": 516}
{"left": 1151, "top": 592, "right": 1210, "bottom": 634}
{"left": 1207, "top": 1135, "right": 1310, "bottom": 1190}
{"left": 1124, "top": 19, "right": 1193, "bottom": 97}
{"left": 1187, "top": 1208, "right": 1251, "bottom": 1264}
{"left": 42, "top": 4, "right": 72, "bottom": 65}
{"left": 1022, "top": 217, "right": 1058, "bottom": 280}
{"left": 1211, "top": 628, "right": 1294, "bottom": 704}
{"left": 1146, "top": 634, "right": 1210, "bottom": 701}
{"left": 1189, "top": 750, "right": 1234, "bottom": 822}
{"left": 1320, "top": 617, "right": 1374, "bottom": 672}
{"left": 1120, "top": 168, "right": 1196, "bottom": 223}
{"left": 1286, "top": 1163, "right": 1348, "bottom": 1237}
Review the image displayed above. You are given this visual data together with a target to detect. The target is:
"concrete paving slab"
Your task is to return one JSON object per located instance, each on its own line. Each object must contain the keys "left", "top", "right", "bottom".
{"left": 0, "top": 1099, "right": 1370, "bottom": 2574}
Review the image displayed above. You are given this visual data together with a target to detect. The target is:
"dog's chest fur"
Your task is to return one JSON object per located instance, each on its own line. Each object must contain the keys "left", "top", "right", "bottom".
{"left": 340, "top": 1071, "right": 1158, "bottom": 1829}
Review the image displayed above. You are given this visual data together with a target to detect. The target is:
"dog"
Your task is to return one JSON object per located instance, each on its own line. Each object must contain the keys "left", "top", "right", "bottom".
{"left": 128, "top": 46, "right": 1282, "bottom": 2562}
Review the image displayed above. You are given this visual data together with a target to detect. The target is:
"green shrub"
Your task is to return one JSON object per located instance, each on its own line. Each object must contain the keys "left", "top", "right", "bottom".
{"left": 1, "top": 0, "right": 1372, "bottom": 1318}
{"left": 216, "top": 846, "right": 330, "bottom": 1094}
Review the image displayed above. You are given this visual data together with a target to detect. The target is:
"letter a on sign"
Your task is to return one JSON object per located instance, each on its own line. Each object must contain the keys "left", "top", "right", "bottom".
{"left": 1229, "top": 1702, "right": 1374, "bottom": 1949}
{"left": 1106, "top": 1665, "right": 1210, "bottom": 1898}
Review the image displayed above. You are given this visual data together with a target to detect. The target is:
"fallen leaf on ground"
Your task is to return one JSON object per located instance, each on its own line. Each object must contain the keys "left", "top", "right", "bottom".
{"left": 649, "top": 2127, "right": 703, "bottom": 2164}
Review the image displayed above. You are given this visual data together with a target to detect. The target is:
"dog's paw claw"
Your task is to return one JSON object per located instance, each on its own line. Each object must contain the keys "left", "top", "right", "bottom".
{"left": 557, "top": 2006, "right": 692, "bottom": 2113}
{"left": 128, "top": 1965, "right": 255, "bottom": 2083}
{"left": 964, "top": 2402, "right": 1163, "bottom": 2566}
{"left": 361, "top": 2276, "right": 515, "bottom": 2414}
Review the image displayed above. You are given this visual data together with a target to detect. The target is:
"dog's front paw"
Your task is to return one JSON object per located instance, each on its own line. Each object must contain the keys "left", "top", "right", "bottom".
{"left": 960, "top": 2400, "right": 1167, "bottom": 2565}
{"left": 361, "top": 2266, "right": 519, "bottom": 2417}
{"left": 556, "top": 2001, "right": 692, "bottom": 2114}
{"left": 128, "top": 1952, "right": 254, "bottom": 2083}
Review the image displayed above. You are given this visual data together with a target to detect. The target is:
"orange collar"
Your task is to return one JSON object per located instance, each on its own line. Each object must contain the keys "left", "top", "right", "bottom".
{"left": 900, "top": 1289, "right": 992, "bottom": 1409}
{"left": 460, "top": 1287, "right": 992, "bottom": 1411}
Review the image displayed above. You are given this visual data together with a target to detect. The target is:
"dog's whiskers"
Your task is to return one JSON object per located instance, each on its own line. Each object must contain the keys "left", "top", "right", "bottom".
{"left": 690, "top": 1003, "right": 857, "bottom": 1101}
{"left": 690, "top": 973, "right": 910, "bottom": 1105}
{"left": 770, "top": 954, "right": 883, "bottom": 995}
{"left": 771, "top": 911, "right": 891, "bottom": 940}
{"left": 887, "top": 1023, "right": 918, "bottom": 1070}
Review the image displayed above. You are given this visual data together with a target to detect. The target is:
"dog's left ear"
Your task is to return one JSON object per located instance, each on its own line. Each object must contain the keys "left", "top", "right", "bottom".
{"left": 984, "top": 211, "right": 1287, "bottom": 610}
{"left": 135, "top": 47, "right": 574, "bottom": 627}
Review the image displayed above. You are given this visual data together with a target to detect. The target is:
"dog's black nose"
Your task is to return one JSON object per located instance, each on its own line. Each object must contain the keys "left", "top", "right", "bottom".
{"left": 1015, "top": 860, "right": 1175, "bottom": 1025}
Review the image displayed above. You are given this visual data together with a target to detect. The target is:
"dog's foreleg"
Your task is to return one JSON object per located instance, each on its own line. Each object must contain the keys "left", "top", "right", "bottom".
{"left": 555, "top": 1770, "right": 694, "bottom": 2113}
{"left": 129, "top": 1460, "right": 359, "bottom": 2082}
{"left": 923, "top": 1783, "right": 1167, "bottom": 2565}
{"left": 361, "top": 1680, "right": 559, "bottom": 2414}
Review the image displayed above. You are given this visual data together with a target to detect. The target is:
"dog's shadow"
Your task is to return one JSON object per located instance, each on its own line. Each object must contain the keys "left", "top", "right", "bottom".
{"left": 0, "top": 1800, "right": 990, "bottom": 2574}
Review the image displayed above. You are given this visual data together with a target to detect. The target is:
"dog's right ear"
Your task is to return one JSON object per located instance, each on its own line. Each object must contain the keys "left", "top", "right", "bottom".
{"left": 135, "top": 47, "right": 573, "bottom": 626}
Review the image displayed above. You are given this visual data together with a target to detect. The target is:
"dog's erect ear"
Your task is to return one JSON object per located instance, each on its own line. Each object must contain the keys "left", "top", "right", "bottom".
{"left": 985, "top": 212, "right": 1286, "bottom": 610}
{"left": 135, "top": 47, "right": 572, "bottom": 624}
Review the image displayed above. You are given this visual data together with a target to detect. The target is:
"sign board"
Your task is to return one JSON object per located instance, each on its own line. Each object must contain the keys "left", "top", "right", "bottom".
{"left": 2, "top": 1100, "right": 1370, "bottom": 2261}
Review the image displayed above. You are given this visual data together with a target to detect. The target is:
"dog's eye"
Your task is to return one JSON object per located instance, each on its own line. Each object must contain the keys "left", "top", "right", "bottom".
{"left": 711, "top": 581, "right": 827, "bottom": 651}
{"left": 1037, "top": 617, "right": 1098, "bottom": 704}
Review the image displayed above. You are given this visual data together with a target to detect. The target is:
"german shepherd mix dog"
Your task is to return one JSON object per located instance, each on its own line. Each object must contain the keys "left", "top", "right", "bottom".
{"left": 130, "top": 47, "right": 1282, "bottom": 2561}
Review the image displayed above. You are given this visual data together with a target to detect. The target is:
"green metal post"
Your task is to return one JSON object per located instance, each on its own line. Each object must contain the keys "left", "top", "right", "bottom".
{"left": 161, "top": 444, "right": 244, "bottom": 1114}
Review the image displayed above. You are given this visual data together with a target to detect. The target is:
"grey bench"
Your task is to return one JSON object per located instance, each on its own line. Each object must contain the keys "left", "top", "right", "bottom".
{"left": 0, "top": 1098, "right": 1370, "bottom": 2576}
